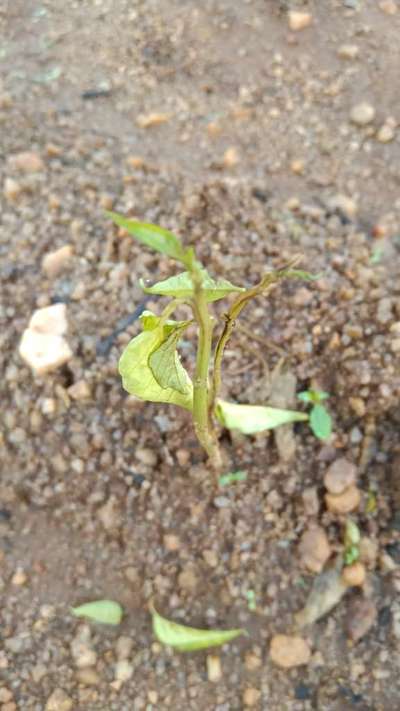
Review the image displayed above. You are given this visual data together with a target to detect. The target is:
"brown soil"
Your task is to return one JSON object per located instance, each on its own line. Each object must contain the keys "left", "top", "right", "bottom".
{"left": 1, "top": 1, "right": 400, "bottom": 709}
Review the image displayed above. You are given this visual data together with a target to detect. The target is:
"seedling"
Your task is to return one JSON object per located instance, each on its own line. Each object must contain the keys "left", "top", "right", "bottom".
{"left": 343, "top": 519, "right": 361, "bottom": 566}
{"left": 297, "top": 389, "right": 332, "bottom": 440}
{"left": 108, "top": 213, "right": 316, "bottom": 467}
{"left": 218, "top": 470, "right": 248, "bottom": 487}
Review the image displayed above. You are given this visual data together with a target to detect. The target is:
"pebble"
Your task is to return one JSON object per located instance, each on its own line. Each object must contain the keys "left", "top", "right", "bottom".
{"left": 243, "top": 688, "right": 261, "bottom": 707}
{"left": 0, "top": 689, "right": 13, "bottom": 703}
{"left": 223, "top": 147, "right": 239, "bottom": 168}
{"left": 76, "top": 668, "right": 101, "bottom": 686}
{"left": 342, "top": 562, "right": 366, "bottom": 587}
{"left": 288, "top": 11, "right": 313, "bottom": 31}
{"left": 325, "top": 485, "right": 361, "bottom": 514}
{"left": 349, "top": 397, "right": 366, "bottom": 417}
{"left": 71, "top": 642, "right": 97, "bottom": 669}
{"left": 329, "top": 194, "right": 358, "bottom": 219}
{"left": 337, "top": 44, "right": 359, "bottom": 60}
{"left": 42, "top": 245, "right": 74, "bottom": 278}
{"left": 29, "top": 303, "right": 68, "bottom": 336}
{"left": 136, "top": 112, "right": 170, "bottom": 128}
{"left": 115, "top": 659, "right": 134, "bottom": 682}
{"left": 270, "top": 635, "right": 311, "bottom": 668}
{"left": 206, "top": 654, "right": 222, "bottom": 682}
{"left": 45, "top": 689, "right": 73, "bottom": 711}
{"left": 213, "top": 496, "right": 230, "bottom": 508}
{"left": 115, "top": 636, "right": 134, "bottom": 660}
{"left": 135, "top": 447, "right": 158, "bottom": 467}
{"left": 346, "top": 598, "right": 377, "bottom": 642}
{"left": 68, "top": 380, "right": 91, "bottom": 400}
{"left": 97, "top": 496, "right": 120, "bottom": 532}
{"left": 178, "top": 567, "right": 198, "bottom": 592}
{"left": 244, "top": 652, "right": 262, "bottom": 671}
{"left": 203, "top": 549, "right": 218, "bottom": 568}
{"left": 8, "top": 151, "right": 44, "bottom": 173}
{"left": 359, "top": 537, "right": 378, "bottom": 569}
{"left": 302, "top": 487, "right": 319, "bottom": 516}
{"left": 350, "top": 103, "right": 375, "bottom": 126}
{"left": 11, "top": 568, "right": 28, "bottom": 586}
{"left": 324, "top": 458, "right": 357, "bottom": 495}
{"left": 377, "top": 124, "right": 395, "bottom": 143}
{"left": 163, "top": 534, "right": 181, "bottom": 552}
{"left": 379, "top": 0, "right": 397, "bottom": 14}
{"left": 3, "top": 177, "right": 22, "bottom": 202}
{"left": 19, "top": 331, "right": 72, "bottom": 376}
{"left": 299, "top": 525, "right": 331, "bottom": 573}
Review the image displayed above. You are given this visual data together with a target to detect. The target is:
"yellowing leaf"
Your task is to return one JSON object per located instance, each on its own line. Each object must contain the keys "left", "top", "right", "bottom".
{"left": 216, "top": 400, "right": 308, "bottom": 434}
{"left": 151, "top": 604, "right": 245, "bottom": 652}
{"left": 141, "top": 270, "right": 245, "bottom": 303}
{"left": 71, "top": 600, "right": 123, "bottom": 625}
{"left": 107, "top": 213, "right": 187, "bottom": 263}
{"left": 119, "top": 312, "right": 193, "bottom": 410}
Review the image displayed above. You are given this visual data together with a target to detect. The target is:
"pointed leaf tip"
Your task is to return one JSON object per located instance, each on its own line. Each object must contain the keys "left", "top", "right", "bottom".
{"left": 216, "top": 400, "right": 308, "bottom": 434}
{"left": 150, "top": 604, "right": 245, "bottom": 652}
{"left": 107, "top": 212, "right": 186, "bottom": 262}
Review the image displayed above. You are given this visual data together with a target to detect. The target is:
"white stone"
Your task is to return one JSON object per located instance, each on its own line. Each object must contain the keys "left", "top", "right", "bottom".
{"left": 350, "top": 103, "right": 375, "bottom": 126}
{"left": 42, "top": 245, "right": 73, "bottom": 278}
{"left": 288, "top": 11, "right": 313, "bottom": 31}
{"left": 29, "top": 303, "right": 68, "bottom": 336}
{"left": 19, "top": 330, "right": 73, "bottom": 376}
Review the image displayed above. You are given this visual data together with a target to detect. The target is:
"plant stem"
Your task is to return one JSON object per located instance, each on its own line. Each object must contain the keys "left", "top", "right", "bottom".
{"left": 191, "top": 269, "right": 222, "bottom": 467}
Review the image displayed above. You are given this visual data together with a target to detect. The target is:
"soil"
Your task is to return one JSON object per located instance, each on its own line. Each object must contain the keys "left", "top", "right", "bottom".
{"left": 1, "top": 1, "right": 400, "bottom": 709}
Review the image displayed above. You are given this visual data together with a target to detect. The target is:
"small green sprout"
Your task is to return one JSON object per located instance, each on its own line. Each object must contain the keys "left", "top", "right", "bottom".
{"left": 150, "top": 603, "right": 245, "bottom": 652}
{"left": 343, "top": 519, "right": 361, "bottom": 566}
{"left": 218, "top": 470, "right": 248, "bottom": 487}
{"left": 297, "top": 389, "right": 332, "bottom": 440}
{"left": 246, "top": 590, "right": 257, "bottom": 612}
{"left": 108, "top": 212, "right": 316, "bottom": 467}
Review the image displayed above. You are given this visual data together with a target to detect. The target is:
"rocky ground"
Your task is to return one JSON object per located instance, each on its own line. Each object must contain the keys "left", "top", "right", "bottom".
{"left": 1, "top": 1, "right": 400, "bottom": 709}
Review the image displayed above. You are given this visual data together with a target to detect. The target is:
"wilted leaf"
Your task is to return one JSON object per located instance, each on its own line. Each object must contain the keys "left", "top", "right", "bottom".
{"left": 151, "top": 605, "right": 245, "bottom": 651}
{"left": 310, "top": 404, "right": 332, "bottom": 440}
{"left": 216, "top": 400, "right": 308, "bottom": 434}
{"left": 71, "top": 600, "right": 123, "bottom": 625}
{"left": 119, "top": 312, "right": 193, "bottom": 410}
{"left": 295, "top": 559, "right": 347, "bottom": 628}
{"left": 218, "top": 470, "right": 247, "bottom": 487}
{"left": 107, "top": 213, "right": 187, "bottom": 263}
{"left": 141, "top": 270, "right": 244, "bottom": 303}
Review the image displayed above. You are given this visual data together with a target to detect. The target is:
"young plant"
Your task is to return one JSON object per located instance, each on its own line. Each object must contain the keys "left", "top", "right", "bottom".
{"left": 108, "top": 212, "right": 315, "bottom": 467}
{"left": 297, "top": 388, "right": 332, "bottom": 440}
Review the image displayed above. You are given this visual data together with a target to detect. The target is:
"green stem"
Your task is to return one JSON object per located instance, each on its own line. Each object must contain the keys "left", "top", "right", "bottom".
{"left": 191, "top": 269, "right": 221, "bottom": 467}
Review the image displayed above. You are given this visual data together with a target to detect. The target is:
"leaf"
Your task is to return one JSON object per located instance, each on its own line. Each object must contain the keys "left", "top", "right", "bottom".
{"left": 150, "top": 605, "right": 245, "bottom": 652}
{"left": 107, "top": 213, "right": 188, "bottom": 263}
{"left": 297, "top": 391, "right": 314, "bottom": 404}
{"left": 309, "top": 404, "right": 332, "bottom": 440}
{"left": 119, "top": 312, "right": 193, "bottom": 410}
{"left": 71, "top": 600, "right": 123, "bottom": 625}
{"left": 298, "top": 390, "right": 330, "bottom": 405}
{"left": 141, "top": 270, "right": 245, "bottom": 303}
{"left": 216, "top": 400, "right": 308, "bottom": 434}
{"left": 218, "top": 470, "right": 248, "bottom": 487}
{"left": 295, "top": 558, "right": 347, "bottom": 628}
{"left": 286, "top": 269, "right": 322, "bottom": 281}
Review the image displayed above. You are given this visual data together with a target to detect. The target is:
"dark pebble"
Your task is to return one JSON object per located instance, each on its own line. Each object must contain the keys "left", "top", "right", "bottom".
{"left": 378, "top": 605, "right": 392, "bottom": 627}
{"left": 294, "top": 683, "right": 312, "bottom": 700}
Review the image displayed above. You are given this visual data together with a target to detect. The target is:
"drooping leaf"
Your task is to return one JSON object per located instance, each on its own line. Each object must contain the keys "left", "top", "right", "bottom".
{"left": 150, "top": 604, "right": 245, "bottom": 652}
{"left": 71, "top": 600, "right": 123, "bottom": 625}
{"left": 218, "top": 470, "right": 248, "bottom": 487}
{"left": 107, "top": 212, "right": 188, "bottom": 263}
{"left": 119, "top": 312, "right": 193, "bottom": 410}
{"left": 141, "top": 270, "right": 245, "bottom": 303}
{"left": 309, "top": 404, "right": 332, "bottom": 440}
{"left": 216, "top": 400, "right": 308, "bottom": 434}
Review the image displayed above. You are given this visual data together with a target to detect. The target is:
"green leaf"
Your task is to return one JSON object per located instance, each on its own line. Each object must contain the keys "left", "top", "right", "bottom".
{"left": 297, "top": 391, "right": 314, "bottom": 404}
{"left": 119, "top": 312, "right": 193, "bottom": 410}
{"left": 141, "top": 270, "right": 245, "bottom": 303}
{"left": 215, "top": 400, "right": 308, "bottom": 434}
{"left": 71, "top": 600, "right": 123, "bottom": 625}
{"left": 107, "top": 212, "right": 188, "bottom": 263}
{"left": 218, "top": 470, "right": 248, "bottom": 487}
{"left": 298, "top": 390, "right": 330, "bottom": 405}
{"left": 344, "top": 520, "right": 361, "bottom": 548}
{"left": 286, "top": 269, "right": 322, "bottom": 281}
{"left": 150, "top": 605, "right": 245, "bottom": 652}
{"left": 309, "top": 404, "right": 332, "bottom": 440}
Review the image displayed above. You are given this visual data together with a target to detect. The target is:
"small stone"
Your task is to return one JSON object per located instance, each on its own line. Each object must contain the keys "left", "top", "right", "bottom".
{"left": 359, "top": 537, "right": 378, "bottom": 569}
{"left": 349, "top": 397, "right": 366, "bottom": 417}
{"left": 302, "top": 486, "right": 319, "bottom": 516}
{"left": 244, "top": 652, "right": 262, "bottom": 671}
{"left": 97, "top": 496, "right": 119, "bottom": 532}
{"left": 0, "top": 689, "right": 13, "bottom": 703}
{"left": 68, "top": 380, "right": 91, "bottom": 400}
{"left": 223, "top": 147, "right": 239, "bottom": 168}
{"left": 377, "top": 124, "right": 395, "bottom": 143}
{"left": 288, "top": 11, "right": 313, "bottom": 31}
{"left": 299, "top": 525, "right": 331, "bottom": 573}
{"left": 213, "top": 496, "right": 230, "bottom": 508}
{"left": 126, "top": 156, "right": 145, "bottom": 169}
{"left": 29, "top": 303, "right": 69, "bottom": 336}
{"left": 379, "top": 0, "right": 397, "bottom": 14}
{"left": 76, "top": 668, "right": 101, "bottom": 686}
{"left": 42, "top": 245, "right": 74, "bottom": 278}
{"left": 4, "top": 177, "right": 22, "bottom": 202}
{"left": 243, "top": 688, "right": 261, "bottom": 707}
{"left": 45, "top": 689, "right": 73, "bottom": 711}
{"left": 176, "top": 448, "right": 190, "bottom": 466}
{"left": 115, "top": 660, "right": 133, "bottom": 682}
{"left": 148, "top": 691, "right": 158, "bottom": 704}
{"left": 329, "top": 194, "right": 358, "bottom": 219}
{"left": 291, "top": 159, "right": 305, "bottom": 175}
{"left": 337, "top": 44, "right": 359, "bottom": 60}
{"left": 11, "top": 568, "right": 28, "bottom": 586}
{"left": 9, "top": 151, "right": 44, "bottom": 173}
{"left": 324, "top": 459, "right": 357, "bottom": 495}
{"left": 325, "top": 485, "right": 361, "bottom": 514}
{"left": 206, "top": 654, "right": 222, "bottom": 682}
{"left": 270, "top": 635, "right": 311, "bottom": 668}
{"left": 161, "top": 535, "right": 180, "bottom": 554}
{"left": 178, "top": 567, "right": 198, "bottom": 592}
{"left": 136, "top": 112, "right": 170, "bottom": 128}
{"left": 342, "top": 562, "right": 366, "bottom": 587}
{"left": 203, "top": 549, "right": 218, "bottom": 568}
{"left": 350, "top": 103, "right": 375, "bottom": 126}
{"left": 346, "top": 598, "right": 377, "bottom": 642}
{"left": 115, "top": 636, "right": 133, "bottom": 660}
{"left": 71, "top": 642, "right": 97, "bottom": 669}
{"left": 135, "top": 447, "right": 158, "bottom": 467}
{"left": 19, "top": 330, "right": 73, "bottom": 376}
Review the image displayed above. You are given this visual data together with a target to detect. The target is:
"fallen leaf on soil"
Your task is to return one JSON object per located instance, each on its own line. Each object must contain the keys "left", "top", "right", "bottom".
{"left": 346, "top": 597, "right": 377, "bottom": 642}
{"left": 71, "top": 600, "right": 123, "bottom": 625}
{"left": 295, "top": 558, "right": 348, "bottom": 627}
{"left": 216, "top": 400, "right": 308, "bottom": 434}
{"left": 150, "top": 604, "right": 245, "bottom": 652}
{"left": 270, "top": 634, "right": 311, "bottom": 668}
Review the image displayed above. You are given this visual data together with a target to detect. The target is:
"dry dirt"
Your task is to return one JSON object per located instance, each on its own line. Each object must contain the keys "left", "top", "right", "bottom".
{"left": 1, "top": 1, "right": 400, "bottom": 709}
